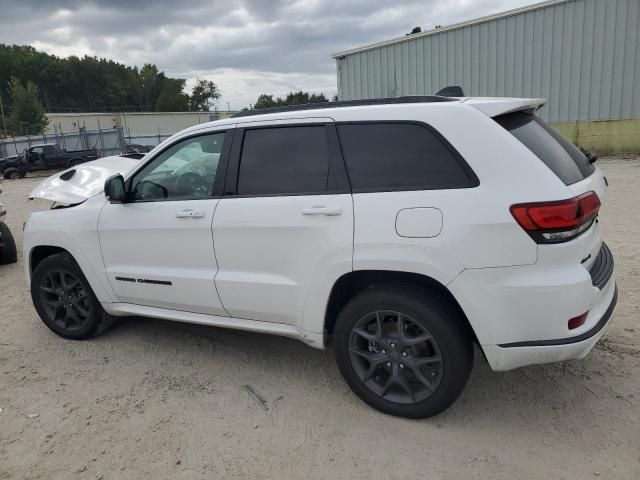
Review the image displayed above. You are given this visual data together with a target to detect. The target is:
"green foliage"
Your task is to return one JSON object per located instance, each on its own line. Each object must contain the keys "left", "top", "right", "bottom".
{"left": 253, "top": 91, "right": 329, "bottom": 109}
{"left": 189, "top": 79, "right": 220, "bottom": 112}
{"left": 0, "top": 44, "right": 221, "bottom": 116}
{"left": 156, "top": 78, "right": 189, "bottom": 112}
{"left": 407, "top": 26, "right": 422, "bottom": 35}
{"left": 7, "top": 76, "right": 48, "bottom": 135}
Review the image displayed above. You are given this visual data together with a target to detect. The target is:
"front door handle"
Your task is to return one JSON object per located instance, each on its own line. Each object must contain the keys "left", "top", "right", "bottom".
{"left": 176, "top": 209, "right": 205, "bottom": 219}
{"left": 301, "top": 206, "right": 343, "bottom": 216}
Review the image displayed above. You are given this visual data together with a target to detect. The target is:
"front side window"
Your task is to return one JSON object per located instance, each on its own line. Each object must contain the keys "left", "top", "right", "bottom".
{"left": 337, "top": 123, "right": 476, "bottom": 192}
{"left": 237, "top": 126, "right": 330, "bottom": 196}
{"left": 131, "top": 132, "right": 226, "bottom": 201}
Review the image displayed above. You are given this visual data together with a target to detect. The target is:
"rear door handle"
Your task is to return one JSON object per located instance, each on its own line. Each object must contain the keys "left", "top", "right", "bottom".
{"left": 176, "top": 209, "right": 205, "bottom": 219}
{"left": 301, "top": 206, "right": 343, "bottom": 216}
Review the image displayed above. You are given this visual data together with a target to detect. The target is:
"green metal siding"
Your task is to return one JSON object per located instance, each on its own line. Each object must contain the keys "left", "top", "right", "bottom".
{"left": 335, "top": 0, "right": 640, "bottom": 123}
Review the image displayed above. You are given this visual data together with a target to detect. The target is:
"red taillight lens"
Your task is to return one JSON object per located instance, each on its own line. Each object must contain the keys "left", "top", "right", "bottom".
{"left": 568, "top": 312, "right": 588, "bottom": 330}
{"left": 511, "top": 192, "right": 601, "bottom": 243}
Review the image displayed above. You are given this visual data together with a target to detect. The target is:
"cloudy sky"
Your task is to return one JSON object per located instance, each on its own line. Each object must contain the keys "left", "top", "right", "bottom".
{"left": 1, "top": 0, "right": 541, "bottom": 110}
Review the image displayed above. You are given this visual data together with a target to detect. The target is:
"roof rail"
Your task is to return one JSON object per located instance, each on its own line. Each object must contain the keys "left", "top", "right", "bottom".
{"left": 231, "top": 95, "right": 456, "bottom": 118}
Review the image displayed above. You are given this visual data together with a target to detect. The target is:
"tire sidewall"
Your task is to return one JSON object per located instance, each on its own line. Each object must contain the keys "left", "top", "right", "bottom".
{"left": 0, "top": 222, "right": 17, "bottom": 265}
{"left": 31, "top": 254, "right": 103, "bottom": 339}
{"left": 334, "top": 286, "right": 473, "bottom": 419}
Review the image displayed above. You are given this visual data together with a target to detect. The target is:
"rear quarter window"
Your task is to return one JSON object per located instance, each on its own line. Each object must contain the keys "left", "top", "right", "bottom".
{"left": 336, "top": 122, "right": 478, "bottom": 192}
{"left": 495, "top": 112, "right": 595, "bottom": 185}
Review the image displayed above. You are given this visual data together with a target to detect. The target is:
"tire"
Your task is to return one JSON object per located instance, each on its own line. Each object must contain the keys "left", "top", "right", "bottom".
{"left": 31, "top": 252, "right": 116, "bottom": 340}
{"left": 0, "top": 222, "right": 18, "bottom": 265}
{"left": 3, "top": 168, "right": 18, "bottom": 180}
{"left": 334, "top": 284, "right": 474, "bottom": 419}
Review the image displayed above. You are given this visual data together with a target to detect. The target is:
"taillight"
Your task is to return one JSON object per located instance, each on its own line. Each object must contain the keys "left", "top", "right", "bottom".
{"left": 568, "top": 312, "right": 588, "bottom": 330}
{"left": 510, "top": 191, "right": 601, "bottom": 244}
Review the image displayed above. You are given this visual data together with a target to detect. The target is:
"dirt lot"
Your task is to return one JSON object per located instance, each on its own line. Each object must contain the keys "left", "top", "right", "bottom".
{"left": 1, "top": 159, "right": 639, "bottom": 480}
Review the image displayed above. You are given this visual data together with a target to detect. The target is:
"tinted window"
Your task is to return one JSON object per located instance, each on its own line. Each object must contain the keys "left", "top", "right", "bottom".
{"left": 237, "top": 126, "right": 330, "bottom": 195}
{"left": 43, "top": 145, "right": 57, "bottom": 155}
{"left": 132, "top": 132, "right": 225, "bottom": 201}
{"left": 495, "top": 112, "right": 595, "bottom": 185}
{"left": 337, "top": 123, "right": 475, "bottom": 192}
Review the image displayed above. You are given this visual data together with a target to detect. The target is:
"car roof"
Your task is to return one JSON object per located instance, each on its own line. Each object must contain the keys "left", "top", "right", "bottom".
{"left": 179, "top": 95, "right": 546, "bottom": 136}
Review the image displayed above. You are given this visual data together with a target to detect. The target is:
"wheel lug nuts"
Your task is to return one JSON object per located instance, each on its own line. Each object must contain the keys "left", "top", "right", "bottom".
{"left": 390, "top": 342, "right": 396, "bottom": 349}
{"left": 401, "top": 351, "right": 408, "bottom": 357}
{"left": 400, "top": 363, "right": 405, "bottom": 369}
{"left": 385, "top": 362, "right": 391, "bottom": 367}
{"left": 381, "top": 349, "right": 387, "bottom": 355}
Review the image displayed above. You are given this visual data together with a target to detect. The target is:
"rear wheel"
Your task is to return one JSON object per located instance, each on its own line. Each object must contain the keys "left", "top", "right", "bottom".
{"left": 31, "top": 253, "right": 116, "bottom": 339}
{"left": 0, "top": 222, "right": 17, "bottom": 264}
{"left": 3, "top": 168, "right": 19, "bottom": 180}
{"left": 334, "top": 284, "right": 473, "bottom": 418}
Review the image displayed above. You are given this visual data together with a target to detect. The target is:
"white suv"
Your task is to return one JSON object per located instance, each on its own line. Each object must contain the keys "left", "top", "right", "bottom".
{"left": 24, "top": 94, "right": 617, "bottom": 418}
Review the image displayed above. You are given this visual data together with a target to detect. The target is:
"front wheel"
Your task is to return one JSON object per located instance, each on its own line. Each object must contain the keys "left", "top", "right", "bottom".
{"left": 0, "top": 222, "right": 17, "bottom": 264}
{"left": 334, "top": 285, "right": 474, "bottom": 419}
{"left": 31, "top": 252, "right": 116, "bottom": 339}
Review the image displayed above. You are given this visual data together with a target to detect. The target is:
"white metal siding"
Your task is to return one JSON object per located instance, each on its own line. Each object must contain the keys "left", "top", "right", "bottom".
{"left": 335, "top": 0, "right": 640, "bottom": 122}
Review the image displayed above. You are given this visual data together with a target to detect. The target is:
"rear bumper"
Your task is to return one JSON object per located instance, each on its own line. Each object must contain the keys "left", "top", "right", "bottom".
{"left": 484, "top": 282, "right": 617, "bottom": 371}
{"left": 448, "top": 236, "right": 618, "bottom": 371}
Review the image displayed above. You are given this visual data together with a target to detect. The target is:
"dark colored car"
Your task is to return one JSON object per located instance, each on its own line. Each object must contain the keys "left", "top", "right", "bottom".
{"left": 0, "top": 186, "right": 17, "bottom": 265}
{"left": 1, "top": 143, "right": 99, "bottom": 179}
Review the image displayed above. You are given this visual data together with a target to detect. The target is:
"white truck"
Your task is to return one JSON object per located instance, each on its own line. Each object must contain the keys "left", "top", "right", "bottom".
{"left": 23, "top": 93, "right": 616, "bottom": 418}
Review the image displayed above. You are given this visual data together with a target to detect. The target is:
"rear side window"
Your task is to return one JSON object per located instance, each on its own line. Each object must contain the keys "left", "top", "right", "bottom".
{"left": 336, "top": 123, "right": 477, "bottom": 192}
{"left": 237, "top": 126, "right": 330, "bottom": 195}
{"left": 495, "top": 112, "right": 595, "bottom": 185}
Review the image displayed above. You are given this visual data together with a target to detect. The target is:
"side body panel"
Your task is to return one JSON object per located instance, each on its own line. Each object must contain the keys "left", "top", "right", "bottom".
{"left": 212, "top": 118, "right": 354, "bottom": 330}
{"left": 98, "top": 198, "right": 227, "bottom": 316}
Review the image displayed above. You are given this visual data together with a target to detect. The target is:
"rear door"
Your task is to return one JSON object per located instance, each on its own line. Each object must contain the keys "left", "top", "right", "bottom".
{"left": 212, "top": 119, "right": 353, "bottom": 326}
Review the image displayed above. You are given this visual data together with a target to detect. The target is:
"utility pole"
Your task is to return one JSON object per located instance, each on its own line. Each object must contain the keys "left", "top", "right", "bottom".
{"left": 0, "top": 94, "right": 8, "bottom": 138}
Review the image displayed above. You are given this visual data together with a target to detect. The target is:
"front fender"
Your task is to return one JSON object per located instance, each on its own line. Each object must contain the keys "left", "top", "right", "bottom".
{"left": 23, "top": 197, "right": 116, "bottom": 303}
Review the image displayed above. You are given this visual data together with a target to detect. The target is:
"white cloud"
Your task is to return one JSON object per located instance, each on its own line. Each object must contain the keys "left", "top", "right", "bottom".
{"left": 1, "top": 0, "right": 541, "bottom": 110}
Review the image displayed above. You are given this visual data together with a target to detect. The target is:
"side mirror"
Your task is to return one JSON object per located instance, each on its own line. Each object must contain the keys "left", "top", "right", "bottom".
{"left": 104, "top": 174, "right": 127, "bottom": 203}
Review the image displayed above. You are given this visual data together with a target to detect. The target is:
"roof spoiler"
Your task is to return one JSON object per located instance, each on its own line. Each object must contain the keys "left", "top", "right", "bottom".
{"left": 435, "top": 85, "right": 465, "bottom": 97}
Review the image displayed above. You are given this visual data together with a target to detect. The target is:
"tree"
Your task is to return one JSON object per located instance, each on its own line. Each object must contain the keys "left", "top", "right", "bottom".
{"left": 252, "top": 91, "right": 329, "bottom": 109}
{"left": 407, "top": 26, "right": 422, "bottom": 35}
{"left": 254, "top": 94, "right": 279, "bottom": 109}
{"left": 156, "top": 78, "right": 189, "bottom": 111}
{"left": 189, "top": 79, "right": 220, "bottom": 111}
{"left": 7, "top": 77, "right": 48, "bottom": 135}
{"left": 139, "top": 63, "right": 163, "bottom": 111}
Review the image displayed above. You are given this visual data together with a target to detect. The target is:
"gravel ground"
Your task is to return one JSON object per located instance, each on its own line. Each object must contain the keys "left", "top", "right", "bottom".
{"left": 1, "top": 159, "right": 639, "bottom": 480}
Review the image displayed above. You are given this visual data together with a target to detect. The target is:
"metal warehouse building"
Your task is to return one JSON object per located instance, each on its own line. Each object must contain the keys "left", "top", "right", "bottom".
{"left": 333, "top": 0, "right": 640, "bottom": 153}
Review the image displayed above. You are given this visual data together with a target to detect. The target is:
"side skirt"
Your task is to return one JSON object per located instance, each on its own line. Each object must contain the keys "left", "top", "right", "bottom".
{"left": 103, "top": 302, "right": 325, "bottom": 349}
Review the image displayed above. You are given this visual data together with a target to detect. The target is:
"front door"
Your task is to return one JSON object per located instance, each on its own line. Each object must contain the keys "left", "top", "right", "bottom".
{"left": 213, "top": 120, "right": 353, "bottom": 326}
{"left": 98, "top": 129, "right": 231, "bottom": 315}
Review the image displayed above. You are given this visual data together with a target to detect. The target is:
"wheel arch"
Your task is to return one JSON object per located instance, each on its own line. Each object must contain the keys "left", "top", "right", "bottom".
{"left": 29, "top": 245, "right": 70, "bottom": 273}
{"left": 323, "top": 270, "right": 478, "bottom": 347}
{"left": 68, "top": 157, "right": 85, "bottom": 167}
{"left": 25, "top": 236, "right": 116, "bottom": 304}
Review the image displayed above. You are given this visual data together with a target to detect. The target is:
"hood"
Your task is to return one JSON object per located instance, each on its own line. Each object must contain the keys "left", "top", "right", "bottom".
{"left": 29, "top": 155, "right": 140, "bottom": 204}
